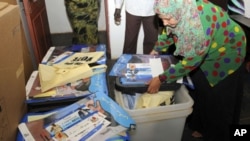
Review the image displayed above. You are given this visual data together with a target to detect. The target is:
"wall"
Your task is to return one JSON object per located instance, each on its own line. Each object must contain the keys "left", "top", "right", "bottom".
{"left": 45, "top": 0, "right": 144, "bottom": 59}
{"left": 45, "top": 0, "right": 106, "bottom": 33}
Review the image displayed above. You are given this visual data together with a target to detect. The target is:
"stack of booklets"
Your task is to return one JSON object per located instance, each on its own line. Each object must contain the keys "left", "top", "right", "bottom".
{"left": 18, "top": 44, "right": 136, "bottom": 140}
{"left": 26, "top": 45, "right": 108, "bottom": 112}
{"left": 18, "top": 93, "right": 136, "bottom": 141}
{"left": 109, "top": 54, "right": 178, "bottom": 83}
{"left": 109, "top": 54, "right": 182, "bottom": 94}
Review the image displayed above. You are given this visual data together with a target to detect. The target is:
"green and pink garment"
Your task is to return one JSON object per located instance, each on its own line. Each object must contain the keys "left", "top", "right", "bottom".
{"left": 154, "top": 0, "right": 246, "bottom": 87}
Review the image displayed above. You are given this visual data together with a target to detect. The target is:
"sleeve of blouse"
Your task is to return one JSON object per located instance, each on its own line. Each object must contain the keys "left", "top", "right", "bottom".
{"left": 153, "top": 33, "right": 174, "bottom": 53}
{"left": 159, "top": 49, "right": 209, "bottom": 83}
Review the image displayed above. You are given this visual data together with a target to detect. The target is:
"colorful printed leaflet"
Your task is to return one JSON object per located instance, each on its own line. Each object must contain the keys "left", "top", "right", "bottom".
{"left": 123, "top": 63, "right": 152, "bottom": 84}
{"left": 18, "top": 96, "right": 111, "bottom": 141}
{"left": 26, "top": 71, "right": 91, "bottom": 99}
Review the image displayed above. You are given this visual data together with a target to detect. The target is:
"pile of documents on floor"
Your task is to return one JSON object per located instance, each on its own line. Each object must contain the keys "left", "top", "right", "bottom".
{"left": 25, "top": 45, "right": 107, "bottom": 111}
{"left": 17, "top": 45, "right": 136, "bottom": 141}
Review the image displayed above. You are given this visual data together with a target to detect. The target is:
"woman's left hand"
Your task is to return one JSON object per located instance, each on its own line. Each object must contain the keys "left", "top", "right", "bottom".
{"left": 147, "top": 76, "right": 161, "bottom": 94}
{"left": 150, "top": 50, "right": 159, "bottom": 55}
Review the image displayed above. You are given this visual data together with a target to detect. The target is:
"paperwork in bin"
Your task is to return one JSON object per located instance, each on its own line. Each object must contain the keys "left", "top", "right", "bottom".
{"left": 109, "top": 54, "right": 182, "bottom": 93}
{"left": 110, "top": 54, "right": 195, "bottom": 92}
{"left": 122, "top": 91, "right": 175, "bottom": 109}
{"left": 109, "top": 54, "right": 177, "bottom": 84}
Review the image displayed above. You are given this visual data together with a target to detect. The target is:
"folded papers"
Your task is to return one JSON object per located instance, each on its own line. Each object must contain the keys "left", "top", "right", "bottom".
{"left": 39, "top": 51, "right": 107, "bottom": 92}
{"left": 135, "top": 91, "right": 174, "bottom": 109}
{"left": 39, "top": 63, "right": 93, "bottom": 92}
{"left": 26, "top": 70, "right": 91, "bottom": 99}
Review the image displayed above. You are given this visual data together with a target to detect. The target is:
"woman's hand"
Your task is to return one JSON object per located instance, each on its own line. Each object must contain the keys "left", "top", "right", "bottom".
{"left": 150, "top": 50, "right": 159, "bottom": 55}
{"left": 114, "top": 8, "right": 121, "bottom": 25}
{"left": 147, "top": 76, "right": 161, "bottom": 94}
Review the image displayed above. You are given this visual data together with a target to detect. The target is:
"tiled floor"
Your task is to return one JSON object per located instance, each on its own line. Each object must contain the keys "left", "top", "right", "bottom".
{"left": 52, "top": 32, "right": 250, "bottom": 141}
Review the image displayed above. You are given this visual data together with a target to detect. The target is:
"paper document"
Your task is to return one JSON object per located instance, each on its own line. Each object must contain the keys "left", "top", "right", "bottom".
{"left": 149, "top": 58, "right": 164, "bottom": 77}
{"left": 244, "top": 0, "right": 250, "bottom": 18}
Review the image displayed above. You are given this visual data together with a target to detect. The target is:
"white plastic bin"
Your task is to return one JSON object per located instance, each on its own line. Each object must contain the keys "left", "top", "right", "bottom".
{"left": 115, "top": 85, "right": 193, "bottom": 141}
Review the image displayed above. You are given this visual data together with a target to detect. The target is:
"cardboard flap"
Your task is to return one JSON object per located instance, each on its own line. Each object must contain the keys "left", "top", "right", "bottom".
{"left": 0, "top": 2, "right": 8, "bottom": 11}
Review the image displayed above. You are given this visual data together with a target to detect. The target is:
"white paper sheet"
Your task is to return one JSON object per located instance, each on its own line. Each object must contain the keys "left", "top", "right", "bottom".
{"left": 244, "top": 0, "right": 250, "bottom": 18}
{"left": 149, "top": 58, "right": 164, "bottom": 77}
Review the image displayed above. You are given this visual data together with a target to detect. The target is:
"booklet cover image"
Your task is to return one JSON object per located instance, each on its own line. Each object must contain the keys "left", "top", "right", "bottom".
{"left": 18, "top": 95, "right": 111, "bottom": 141}
{"left": 109, "top": 54, "right": 176, "bottom": 85}
{"left": 123, "top": 63, "right": 152, "bottom": 84}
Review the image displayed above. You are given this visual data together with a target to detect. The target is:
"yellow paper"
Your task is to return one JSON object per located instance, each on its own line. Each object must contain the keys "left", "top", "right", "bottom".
{"left": 32, "top": 90, "right": 56, "bottom": 98}
{"left": 27, "top": 112, "right": 56, "bottom": 122}
{"left": 135, "top": 91, "right": 174, "bottom": 109}
{"left": 39, "top": 63, "right": 93, "bottom": 92}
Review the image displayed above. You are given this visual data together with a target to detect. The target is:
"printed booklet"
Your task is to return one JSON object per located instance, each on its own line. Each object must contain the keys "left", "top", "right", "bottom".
{"left": 109, "top": 54, "right": 182, "bottom": 93}
{"left": 38, "top": 45, "right": 107, "bottom": 92}
{"left": 26, "top": 68, "right": 108, "bottom": 112}
{"left": 109, "top": 54, "right": 178, "bottom": 84}
{"left": 19, "top": 95, "right": 110, "bottom": 141}
{"left": 26, "top": 71, "right": 91, "bottom": 99}
{"left": 41, "top": 44, "right": 107, "bottom": 66}
{"left": 122, "top": 63, "right": 153, "bottom": 84}
{"left": 18, "top": 93, "right": 136, "bottom": 141}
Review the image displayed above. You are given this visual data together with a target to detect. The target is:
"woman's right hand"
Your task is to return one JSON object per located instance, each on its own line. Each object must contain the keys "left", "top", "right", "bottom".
{"left": 147, "top": 77, "right": 161, "bottom": 94}
{"left": 114, "top": 8, "right": 121, "bottom": 25}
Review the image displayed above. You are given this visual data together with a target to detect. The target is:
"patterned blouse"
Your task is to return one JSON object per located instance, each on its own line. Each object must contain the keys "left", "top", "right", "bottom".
{"left": 155, "top": 0, "right": 246, "bottom": 87}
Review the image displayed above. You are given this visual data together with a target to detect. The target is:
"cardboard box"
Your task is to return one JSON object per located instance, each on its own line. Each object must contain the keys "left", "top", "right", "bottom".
{"left": 0, "top": 0, "right": 16, "bottom": 5}
{"left": 20, "top": 22, "right": 34, "bottom": 83}
{"left": 0, "top": 2, "right": 27, "bottom": 141}
{"left": 2, "top": 0, "right": 34, "bottom": 82}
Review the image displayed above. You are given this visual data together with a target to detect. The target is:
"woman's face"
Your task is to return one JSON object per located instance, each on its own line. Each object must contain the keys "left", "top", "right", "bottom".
{"left": 158, "top": 14, "right": 178, "bottom": 28}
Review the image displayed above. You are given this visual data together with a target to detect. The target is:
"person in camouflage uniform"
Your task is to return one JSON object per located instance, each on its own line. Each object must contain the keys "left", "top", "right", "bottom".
{"left": 65, "top": 0, "right": 100, "bottom": 46}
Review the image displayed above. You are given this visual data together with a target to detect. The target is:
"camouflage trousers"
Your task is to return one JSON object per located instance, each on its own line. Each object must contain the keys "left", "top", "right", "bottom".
{"left": 65, "top": 0, "right": 99, "bottom": 45}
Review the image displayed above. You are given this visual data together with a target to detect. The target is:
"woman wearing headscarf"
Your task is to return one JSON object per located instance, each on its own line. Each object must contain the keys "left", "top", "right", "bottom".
{"left": 147, "top": 0, "right": 246, "bottom": 140}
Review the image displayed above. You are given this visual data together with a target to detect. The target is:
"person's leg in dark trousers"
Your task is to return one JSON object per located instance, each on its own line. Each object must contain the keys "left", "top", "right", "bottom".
{"left": 142, "top": 15, "right": 158, "bottom": 54}
{"left": 188, "top": 64, "right": 244, "bottom": 141}
{"left": 123, "top": 12, "right": 142, "bottom": 54}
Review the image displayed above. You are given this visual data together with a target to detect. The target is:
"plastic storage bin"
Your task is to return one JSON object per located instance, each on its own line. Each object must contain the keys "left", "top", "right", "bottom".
{"left": 115, "top": 85, "right": 193, "bottom": 141}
